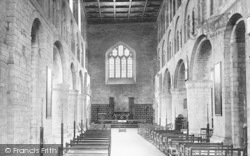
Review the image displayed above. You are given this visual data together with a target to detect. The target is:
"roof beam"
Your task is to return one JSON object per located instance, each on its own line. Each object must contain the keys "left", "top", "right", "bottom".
{"left": 113, "top": 0, "right": 116, "bottom": 22}
{"left": 142, "top": 0, "right": 148, "bottom": 20}
{"left": 97, "top": 0, "right": 102, "bottom": 20}
{"left": 128, "top": 0, "right": 132, "bottom": 20}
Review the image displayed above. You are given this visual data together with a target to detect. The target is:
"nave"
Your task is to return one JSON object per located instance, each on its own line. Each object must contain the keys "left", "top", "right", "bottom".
{"left": 1, "top": 0, "right": 250, "bottom": 155}
{"left": 111, "top": 128, "right": 165, "bottom": 156}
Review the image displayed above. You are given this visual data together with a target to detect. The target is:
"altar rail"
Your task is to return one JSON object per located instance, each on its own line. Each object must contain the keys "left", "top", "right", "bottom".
{"left": 91, "top": 104, "right": 154, "bottom": 123}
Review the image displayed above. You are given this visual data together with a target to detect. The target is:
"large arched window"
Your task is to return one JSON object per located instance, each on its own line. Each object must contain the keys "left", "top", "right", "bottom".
{"left": 106, "top": 43, "right": 136, "bottom": 84}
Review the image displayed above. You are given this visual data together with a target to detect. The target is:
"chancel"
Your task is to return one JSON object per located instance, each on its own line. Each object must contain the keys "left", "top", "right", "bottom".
{"left": 0, "top": 0, "right": 250, "bottom": 156}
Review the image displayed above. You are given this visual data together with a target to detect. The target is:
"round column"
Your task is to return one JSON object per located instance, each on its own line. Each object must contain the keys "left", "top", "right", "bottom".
{"left": 52, "top": 83, "right": 69, "bottom": 144}
{"left": 186, "top": 80, "right": 212, "bottom": 134}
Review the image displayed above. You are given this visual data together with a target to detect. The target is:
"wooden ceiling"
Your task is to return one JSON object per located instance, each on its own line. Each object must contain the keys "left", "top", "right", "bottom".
{"left": 82, "top": 0, "right": 163, "bottom": 24}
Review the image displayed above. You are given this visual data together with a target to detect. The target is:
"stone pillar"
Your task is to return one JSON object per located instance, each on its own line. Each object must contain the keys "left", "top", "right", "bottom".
{"left": 86, "top": 95, "right": 91, "bottom": 127}
{"left": 0, "top": 61, "right": 8, "bottom": 144}
{"left": 83, "top": 95, "right": 87, "bottom": 127}
{"left": 246, "top": 26, "right": 250, "bottom": 156}
{"left": 153, "top": 97, "right": 159, "bottom": 124}
{"left": 161, "top": 94, "right": 172, "bottom": 125}
{"left": 159, "top": 93, "right": 162, "bottom": 125}
{"left": 67, "top": 90, "right": 78, "bottom": 138}
{"left": 77, "top": 94, "right": 84, "bottom": 131}
{"left": 186, "top": 80, "right": 212, "bottom": 134}
{"left": 52, "top": 83, "right": 69, "bottom": 144}
{"left": 171, "top": 88, "right": 187, "bottom": 127}
{"left": 30, "top": 45, "right": 40, "bottom": 144}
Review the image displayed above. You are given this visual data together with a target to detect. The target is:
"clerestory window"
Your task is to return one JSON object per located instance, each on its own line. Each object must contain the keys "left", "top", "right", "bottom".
{"left": 106, "top": 43, "right": 136, "bottom": 84}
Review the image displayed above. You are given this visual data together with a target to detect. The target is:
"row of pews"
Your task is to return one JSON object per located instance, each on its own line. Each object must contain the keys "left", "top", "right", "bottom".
{"left": 63, "top": 130, "right": 111, "bottom": 156}
{"left": 138, "top": 124, "right": 244, "bottom": 156}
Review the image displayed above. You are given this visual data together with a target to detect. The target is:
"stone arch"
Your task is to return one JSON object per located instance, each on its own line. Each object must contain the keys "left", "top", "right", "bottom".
{"left": 173, "top": 59, "right": 188, "bottom": 123}
{"left": 223, "top": 13, "right": 246, "bottom": 147}
{"left": 191, "top": 36, "right": 212, "bottom": 81}
{"left": 79, "top": 71, "right": 83, "bottom": 95}
{"left": 163, "top": 70, "right": 172, "bottom": 94}
{"left": 31, "top": 18, "right": 42, "bottom": 46}
{"left": 61, "top": 1, "right": 67, "bottom": 40}
{"left": 77, "top": 33, "right": 80, "bottom": 62}
{"left": 30, "top": 18, "right": 44, "bottom": 143}
{"left": 70, "top": 63, "right": 76, "bottom": 90}
{"left": 71, "top": 20, "right": 75, "bottom": 54}
{"left": 184, "top": 0, "right": 190, "bottom": 42}
{"left": 157, "top": 48, "right": 160, "bottom": 70}
{"left": 174, "top": 16, "right": 180, "bottom": 53}
{"left": 162, "top": 40, "right": 165, "bottom": 67}
{"left": 53, "top": 41, "right": 67, "bottom": 85}
{"left": 167, "top": 30, "right": 172, "bottom": 62}
{"left": 84, "top": 72, "right": 88, "bottom": 95}
{"left": 174, "top": 59, "right": 186, "bottom": 89}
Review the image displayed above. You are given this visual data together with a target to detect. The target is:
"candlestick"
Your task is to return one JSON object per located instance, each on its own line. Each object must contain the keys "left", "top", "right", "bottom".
{"left": 207, "top": 103, "right": 209, "bottom": 124}
{"left": 41, "top": 98, "right": 43, "bottom": 127}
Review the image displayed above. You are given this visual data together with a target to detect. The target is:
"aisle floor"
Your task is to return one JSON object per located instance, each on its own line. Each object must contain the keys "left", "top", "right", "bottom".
{"left": 111, "top": 128, "right": 166, "bottom": 156}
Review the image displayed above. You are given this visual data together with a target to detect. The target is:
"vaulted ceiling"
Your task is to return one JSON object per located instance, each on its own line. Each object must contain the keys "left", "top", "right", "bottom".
{"left": 82, "top": 0, "right": 163, "bottom": 24}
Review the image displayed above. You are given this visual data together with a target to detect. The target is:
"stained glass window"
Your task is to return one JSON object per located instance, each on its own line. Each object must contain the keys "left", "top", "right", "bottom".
{"left": 108, "top": 44, "right": 134, "bottom": 79}
{"left": 109, "top": 57, "right": 114, "bottom": 78}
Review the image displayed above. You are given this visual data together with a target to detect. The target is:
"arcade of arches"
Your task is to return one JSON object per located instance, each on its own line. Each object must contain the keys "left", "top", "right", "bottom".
{"left": 0, "top": 0, "right": 250, "bottom": 155}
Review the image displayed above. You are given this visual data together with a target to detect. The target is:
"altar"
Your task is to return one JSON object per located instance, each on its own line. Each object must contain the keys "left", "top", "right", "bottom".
{"left": 113, "top": 112, "right": 132, "bottom": 120}
{"left": 99, "top": 119, "right": 146, "bottom": 128}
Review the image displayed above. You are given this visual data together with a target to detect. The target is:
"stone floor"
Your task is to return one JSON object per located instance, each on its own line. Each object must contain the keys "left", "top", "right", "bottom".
{"left": 111, "top": 128, "right": 166, "bottom": 156}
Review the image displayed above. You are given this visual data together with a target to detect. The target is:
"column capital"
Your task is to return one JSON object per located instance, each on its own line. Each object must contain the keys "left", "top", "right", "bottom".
{"left": 170, "top": 88, "right": 186, "bottom": 94}
{"left": 185, "top": 80, "right": 212, "bottom": 89}
{"left": 161, "top": 93, "right": 172, "bottom": 98}
{"left": 53, "top": 83, "right": 70, "bottom": 91}
{"left": 68, "top": 89, "right": 79, "bottom": 95}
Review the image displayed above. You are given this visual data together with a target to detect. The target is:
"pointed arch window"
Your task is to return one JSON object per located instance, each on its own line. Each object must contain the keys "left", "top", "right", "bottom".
{"left": 106, "top": 43, "right": 136, "bottom": 84}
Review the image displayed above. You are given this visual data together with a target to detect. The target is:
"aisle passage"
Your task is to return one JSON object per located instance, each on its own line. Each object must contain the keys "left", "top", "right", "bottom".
{"left": 111, "top": 128, "right": 166, "bottom": 156}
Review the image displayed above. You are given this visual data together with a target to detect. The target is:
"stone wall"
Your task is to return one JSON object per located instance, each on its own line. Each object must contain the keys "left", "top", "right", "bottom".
{"left": 88, "top": 23, "right": 157, "bottom": 107}
{"left": 155, "top": 0, "right": 250, "bottom": 150}
{"left": 0, "top": 0, "right": 89, "bottom": 144}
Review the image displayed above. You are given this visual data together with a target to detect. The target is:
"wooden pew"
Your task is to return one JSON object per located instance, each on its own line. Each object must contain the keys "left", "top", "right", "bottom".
{"left": 162, "top": 134, "right": 195, "bottom": 154}
{"left": 182, "top": 143, "right": 244, "bottom": 156}
{"left": 166, "top": 136, "right": 202, "bottom": 156}
{"left": 64, "top": 130, "right": 111, "bottom": 156}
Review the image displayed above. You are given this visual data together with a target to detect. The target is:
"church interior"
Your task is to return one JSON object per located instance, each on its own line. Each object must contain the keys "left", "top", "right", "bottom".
{"left": 0, "top": 0, "right": 250, "bottom": 155}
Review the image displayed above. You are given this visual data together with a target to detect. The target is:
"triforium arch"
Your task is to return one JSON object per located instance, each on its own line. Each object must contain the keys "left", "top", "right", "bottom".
{"left": 162, "top": 40, "right": 165, "bottom": 67}
{"left": 174, "top": 16, "right": 180, "bottom": 53}
{"left": 162, "top": 69, "right": 172, "bottom": 125}
{"left": 224, "top": 13, "right": 246, "bottom": 148}
{"left": 167, "top": 30, "right": 172, "bottom": 61}
{"left": 184, "top": 0, "right": 191, "bottom": 42}
{"left": 53, "top": 41, "right": 66, "bottom": 85}
{"left": 31, "top": 18, "right": 43, "bottom": 54}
